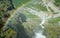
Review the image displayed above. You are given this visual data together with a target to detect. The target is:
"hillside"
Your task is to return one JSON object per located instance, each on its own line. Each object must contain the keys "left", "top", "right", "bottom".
{"left": 0, "top": 0, "right": 60, "bottom": 38}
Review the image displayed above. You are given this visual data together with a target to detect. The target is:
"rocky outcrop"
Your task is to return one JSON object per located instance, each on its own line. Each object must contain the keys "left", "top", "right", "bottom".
{"left": 0, "top": 0, "right": 15, "bottom": 35}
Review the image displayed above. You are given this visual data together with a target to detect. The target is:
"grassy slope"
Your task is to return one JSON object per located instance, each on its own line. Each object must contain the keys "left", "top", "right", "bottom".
{"left": 12, "top": 0, "right": 31, "bottom": 8}
{"left": 49, "top": 17, "right": 60, "bottom": 23}
{"left": 26, "top": 0, "right": 47, "bottom": 11}
{"left": 43, "top": 17, "right": 60, "bottom": 38}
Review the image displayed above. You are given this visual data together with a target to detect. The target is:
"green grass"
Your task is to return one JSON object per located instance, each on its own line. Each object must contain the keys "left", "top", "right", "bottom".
{"left": 24, "top": 12, "right": 39, "bottom": 18}
{"left": 12, "top": 0, "right": 31, "bottom": 8}
{"left": 49, "top": 17, "right": 60, "bottom": 23}
{"left": 26, "top": 1, "right": 47, "bottom": 11}
{"left": 44, "top": 24, "right": 60, "bottom": 38}
{"left": 54, "top": 0, "right": 60, "bottom": 6}
{"left": 13, "top": 0, "right": 47, "bottom": 11}
{"left": 34, "top": 3, "right": 47, "bottom": 11}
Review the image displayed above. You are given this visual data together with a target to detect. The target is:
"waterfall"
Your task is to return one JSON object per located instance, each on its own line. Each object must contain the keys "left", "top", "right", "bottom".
{"left": 34, "top": 17, "right": 46, "bottom": 38}
{"left": 25, "top": 7, "right": 46, "bottom": 38}
{"left": 35, "top": 31, "right": 46, "bottom": 38}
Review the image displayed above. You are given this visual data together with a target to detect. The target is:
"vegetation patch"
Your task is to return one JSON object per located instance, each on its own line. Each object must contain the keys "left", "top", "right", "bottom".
{"left": 43, "top": 22, "right": 60, "bottom": 38}
{"left": 49, "top": 17, "right": 60, "bottom": 23}
{"left": 12, "top": 0, "right": 31, "bottom": 8}
{"left": 54, "top": 0, "right": 60, "bottom": 6}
